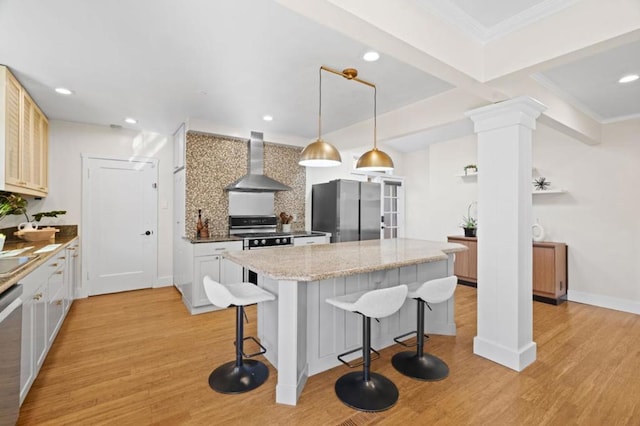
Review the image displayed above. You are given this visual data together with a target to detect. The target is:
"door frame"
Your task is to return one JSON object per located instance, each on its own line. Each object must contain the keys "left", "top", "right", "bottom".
{"left": 373, "top": 175, "right": 405, "bottom": 239}
{"left": 80, "top": 154, "right": 159, "bottom": 298}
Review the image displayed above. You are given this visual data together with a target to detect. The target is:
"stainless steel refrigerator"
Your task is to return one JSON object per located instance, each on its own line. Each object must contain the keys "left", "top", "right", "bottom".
{"left": 312, "top": 179, "right": 381, "bottom": 243}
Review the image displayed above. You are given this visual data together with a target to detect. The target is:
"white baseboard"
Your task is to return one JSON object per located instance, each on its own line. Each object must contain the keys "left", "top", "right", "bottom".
{"left": 568, "top": 290, "right": 640, "bottom": 315}
{"left": 155, "top": 275, "right": 173, "bottom": 288}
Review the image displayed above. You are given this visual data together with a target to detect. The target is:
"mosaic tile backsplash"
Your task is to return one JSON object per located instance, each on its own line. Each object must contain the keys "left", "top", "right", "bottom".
{"left": 185, "top": 132, "right": 305, "bottom": 235}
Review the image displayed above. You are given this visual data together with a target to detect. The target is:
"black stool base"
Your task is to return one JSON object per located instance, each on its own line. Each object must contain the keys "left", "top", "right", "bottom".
{"left": 208, "top": 359, "right": 269, "bottom": 394}
{"left": 391, "top": 351, "right": 449, "bottom": 381}
{"left": 335, "top": 371, "right": 399, "bottom": 412}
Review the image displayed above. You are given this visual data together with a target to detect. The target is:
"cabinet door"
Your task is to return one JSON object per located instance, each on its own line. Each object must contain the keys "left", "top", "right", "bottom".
{"left": 34, "top": 284, "right": 47, "bottom": 370}
{"left": 47, "top": 265, "right": 65, "bottom": 344}
{"left": 193, "top": 255, "right": 221, "bottom": 307}
{"left": 20, "top": 295, "right": 35, "bottom": 404}
{"left": 221, "top": 258, "right": 242, "bottom": 284}
{"left": 65, "top": 243, "right": 79, "bottom": 312}
{"left": 20, "top": 92, "right": 34, "bottom": 187}
{"left": 173, "top": 170, "right": 187, "bottom": 287}
{"left": 5, "top": 69, "right": 21, "bottom": 186}
{"left": 32, "top": 108, "right": 48, "bottom": 192}
{"left": 173, "top": 123, "right": 186, "bottom": 171}
{"left": 449, "top": 238, "right": 477, "bottom": 283}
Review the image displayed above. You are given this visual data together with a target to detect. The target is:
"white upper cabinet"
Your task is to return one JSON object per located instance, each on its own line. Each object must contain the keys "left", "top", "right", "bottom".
{"left": 173, "top": 122, "right": 185, "bottom": 172}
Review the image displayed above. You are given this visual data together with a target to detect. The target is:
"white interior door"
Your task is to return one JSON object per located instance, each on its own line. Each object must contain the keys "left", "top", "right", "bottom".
{"left": 82, "top": 156, "right": 158, "bottom": 296}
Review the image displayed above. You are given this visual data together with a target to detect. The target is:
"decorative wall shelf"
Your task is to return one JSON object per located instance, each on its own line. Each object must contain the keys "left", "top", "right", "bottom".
{"left": 532, "top": 189, "right": 566, "bottom": 195}
{"left": 455, "top": 171, "right": 478, "bottom": 178}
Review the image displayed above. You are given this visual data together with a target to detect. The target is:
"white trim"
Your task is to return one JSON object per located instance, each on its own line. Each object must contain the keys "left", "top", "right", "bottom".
{"left": 601, "top": 112, "right": 640, "bottom": 125}
{"left": 417, "top": 0, "right": 578, "bottom": 43}
{"left": 155, "top": 275, "right": 173, "bottom": 288}
{"left": 568, "top": 290, "right": 640, "bottom": 315}
{"left": 531, "top": 73, "right": 607, "bottom": 123}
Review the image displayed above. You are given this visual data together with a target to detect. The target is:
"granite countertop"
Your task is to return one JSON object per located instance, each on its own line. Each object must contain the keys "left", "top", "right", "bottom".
{"left": 0, "top": 234, "right": 79, "bottom": 297}
{"left": 185, "top": 231, "right": 329, "bottom": 243}
{"left": 223, "top": 238, "right": 468, "bottom": 282}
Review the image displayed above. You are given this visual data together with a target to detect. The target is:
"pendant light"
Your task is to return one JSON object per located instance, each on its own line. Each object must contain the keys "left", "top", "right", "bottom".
{"left": 355, "top": 84, "right": 394, "bottom": 172}
{"left": 299, "top": 67, "right": 342, "bottom": 167}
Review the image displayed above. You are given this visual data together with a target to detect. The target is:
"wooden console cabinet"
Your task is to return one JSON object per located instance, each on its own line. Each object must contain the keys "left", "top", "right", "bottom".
{"left": 447, "top": 236, "right": 568, "bottom": 305}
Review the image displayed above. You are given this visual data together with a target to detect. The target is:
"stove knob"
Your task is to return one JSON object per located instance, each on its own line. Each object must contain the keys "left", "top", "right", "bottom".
{"left": 253, "top": 240, "right": 259, "bottom": 245}
{"left": 261, "top": 239, "right": 266, "bottom": 245}
{"left": 276, "top": 239, "right": 280, "bottom": 244}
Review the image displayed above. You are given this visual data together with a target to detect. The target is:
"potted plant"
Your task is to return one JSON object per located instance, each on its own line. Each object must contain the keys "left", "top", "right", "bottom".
{"left": 0, "top": 192, "right": 66, "bottom": 240}
{"left": 460, "top": 202, "right": 477, "bottom": 237}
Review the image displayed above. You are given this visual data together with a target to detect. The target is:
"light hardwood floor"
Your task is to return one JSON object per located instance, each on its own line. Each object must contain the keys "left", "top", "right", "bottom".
{"left": 18, "top": 285, "right": 640, "bottom": 425}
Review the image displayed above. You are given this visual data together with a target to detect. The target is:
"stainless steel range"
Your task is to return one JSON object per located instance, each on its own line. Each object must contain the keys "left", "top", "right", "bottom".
{"left": 229, "top": 215, "right": 293, "bottom": 283}
{"left": 229, "top": 216, "right": 293, "bottom": 249}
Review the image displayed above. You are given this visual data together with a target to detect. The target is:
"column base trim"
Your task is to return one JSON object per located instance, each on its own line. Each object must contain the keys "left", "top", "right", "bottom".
{"left": 275, "top": 364, "right": 308, "bottom": 406}
{"left": 473, "top": 336, "right": 536, "bottom": 372}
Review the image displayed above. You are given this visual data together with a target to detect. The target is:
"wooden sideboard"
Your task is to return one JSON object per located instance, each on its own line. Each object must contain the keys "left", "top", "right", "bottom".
{"left": 447, "top": 236, "right": 568, "bottom": 305}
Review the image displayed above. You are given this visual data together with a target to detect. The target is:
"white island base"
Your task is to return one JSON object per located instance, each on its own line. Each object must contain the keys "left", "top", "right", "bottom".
{"left": 223, "top": 238, "right": 466, "bottom": 406}
{"left": 257, "top": 258, "right": 456, "bottom": 405}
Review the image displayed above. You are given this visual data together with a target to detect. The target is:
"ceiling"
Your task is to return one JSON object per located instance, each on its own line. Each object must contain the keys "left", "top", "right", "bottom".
{"left": 0, "top": 0, "right": 639, "bottom": 149}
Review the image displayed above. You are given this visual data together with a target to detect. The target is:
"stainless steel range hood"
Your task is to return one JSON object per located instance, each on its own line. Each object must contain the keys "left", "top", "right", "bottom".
{"left": 225, "top": 131, "right": 291, "bottom": 192}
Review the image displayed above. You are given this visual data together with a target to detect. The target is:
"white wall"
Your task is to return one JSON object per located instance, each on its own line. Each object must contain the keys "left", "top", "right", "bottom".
{"left": 402, "top": 119, "right": 640, "bottom": 314}
{"left": 29, "top": 121, "right": 174, "bottom": 288}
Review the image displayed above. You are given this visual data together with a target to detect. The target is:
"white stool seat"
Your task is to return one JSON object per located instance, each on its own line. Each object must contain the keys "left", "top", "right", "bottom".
{"left": 392, "top": 275, "right": 457, "bottom": 381}
{"left": 203, "top": 276, "right": 275, "bottom": 308}
{"left": 202, "top": 275, "right": 276, "bottom": 394}
{"left": 406, "top": 276, "right": 457, "bottom": 304}
{"left": 325, "top": 284, "right": 408, "bottom": 412}
{"left": 326, "top": 285, "right": 408, "bottom": 319}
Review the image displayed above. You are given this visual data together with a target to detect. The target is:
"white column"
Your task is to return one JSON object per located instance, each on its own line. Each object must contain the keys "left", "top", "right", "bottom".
{"left": 465, "top": 96, "right": 546, "bottom": 371}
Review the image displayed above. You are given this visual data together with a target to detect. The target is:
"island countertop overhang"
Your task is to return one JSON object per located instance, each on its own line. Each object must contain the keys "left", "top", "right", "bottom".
{"left": 223, "top": 238, "right": 468, "bottom": 282}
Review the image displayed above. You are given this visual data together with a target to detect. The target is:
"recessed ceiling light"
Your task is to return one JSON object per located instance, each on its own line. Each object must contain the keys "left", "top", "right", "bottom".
{"left": 618, "top": 74, "right": 639, "bottom": 83}
{"left": 124, "top": 118, "right": 137, "bottom": 124}
{"left": 55, "top": 87, "right": 73, "bottom": 95}
{"left": 262, "top": 115, "right": 273, "bottom": 122}
{"left": 363, "top": 51, "right": 380, "bottom": 62}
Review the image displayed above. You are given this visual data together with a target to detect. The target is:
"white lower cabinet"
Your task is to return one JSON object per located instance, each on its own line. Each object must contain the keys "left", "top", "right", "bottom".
{"left": 177, "top": 240, "right": 243, "bottom": 314}
{"left": 20, "top": 238, "right": 79, "bottom": 405}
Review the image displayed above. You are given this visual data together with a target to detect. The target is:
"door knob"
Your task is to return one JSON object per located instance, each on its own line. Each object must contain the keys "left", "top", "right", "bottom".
{"left": 141, "top": 230, "right": 152, "bottom": 235}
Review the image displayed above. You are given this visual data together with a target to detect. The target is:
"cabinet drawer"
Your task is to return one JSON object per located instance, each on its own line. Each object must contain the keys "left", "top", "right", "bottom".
{"left": 293, "top": 236, "right": 328, "bottom": 246}
{"left": 193, "top": 241, "right": 242, "bottom": 257}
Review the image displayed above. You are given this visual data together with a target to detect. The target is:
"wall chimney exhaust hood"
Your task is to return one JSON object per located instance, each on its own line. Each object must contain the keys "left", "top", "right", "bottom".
{"left": 225, "top": 131, "right": 291, "bottom": 192}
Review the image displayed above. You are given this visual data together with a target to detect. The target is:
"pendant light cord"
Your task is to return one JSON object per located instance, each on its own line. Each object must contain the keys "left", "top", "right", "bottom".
{"left": 374, "top": 85, "right": 377, "bottom": 150}
{"left": 318, "top": 66, "right": 322, "bottom": 141}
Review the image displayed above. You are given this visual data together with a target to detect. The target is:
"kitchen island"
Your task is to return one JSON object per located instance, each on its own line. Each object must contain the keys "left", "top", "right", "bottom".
{"left": 223, "top": 238, "right": 467, "bottom": 405}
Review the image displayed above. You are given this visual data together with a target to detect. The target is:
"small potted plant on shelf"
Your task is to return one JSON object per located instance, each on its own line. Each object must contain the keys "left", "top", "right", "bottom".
{"left": 460, "top": 202, "right": 477, "bottom": 237}
{"left": 463, "top": 164, "right": 478, "bottom": 175}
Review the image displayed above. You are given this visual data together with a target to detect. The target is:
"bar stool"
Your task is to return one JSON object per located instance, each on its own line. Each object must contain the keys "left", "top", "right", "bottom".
{"left": 392, "top": 275, "right": 457, "bottom": 381}
{"left": 202, "top": 275, "right": 276, "bottom": 394}
{"left": 326, "top": 284, "right": 408, "bottom": 412}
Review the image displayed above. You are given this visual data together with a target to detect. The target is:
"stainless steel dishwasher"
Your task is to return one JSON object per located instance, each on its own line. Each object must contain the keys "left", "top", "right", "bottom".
{"left": 0, "top": 284, "right": 22, "bottom": 426}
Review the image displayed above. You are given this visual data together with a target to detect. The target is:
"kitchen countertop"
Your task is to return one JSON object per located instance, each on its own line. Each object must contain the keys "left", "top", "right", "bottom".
{"left": 223, "top": 238, "right": 467, "bottom": 281}
{"left": 0, "top": 235, "right": 78, "bottom": 297}
{"left": 185, "top": 231, "right": 329, "bottom": 244}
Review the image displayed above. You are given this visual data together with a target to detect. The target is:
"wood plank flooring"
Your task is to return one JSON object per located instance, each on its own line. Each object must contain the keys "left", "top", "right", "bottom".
{"left": 18, "top": 285, "right": 640, "bottom": 425}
